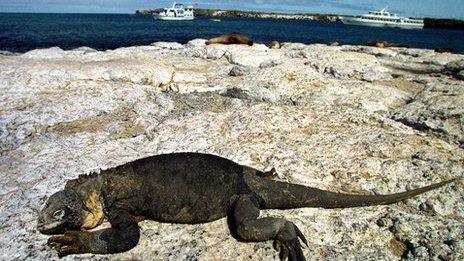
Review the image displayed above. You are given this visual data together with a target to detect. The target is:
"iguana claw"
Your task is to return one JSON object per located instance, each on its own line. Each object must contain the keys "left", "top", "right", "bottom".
{"left": 48, "top": 231, "right": 87, "bottom": 258}
{"left": 273, "top": 222, "right": 306, "bottom": 261}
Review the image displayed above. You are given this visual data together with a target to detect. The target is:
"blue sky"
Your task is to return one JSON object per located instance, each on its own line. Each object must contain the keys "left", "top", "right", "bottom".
{"left": 0, "top": 0, "right": 463, "bottom": 19}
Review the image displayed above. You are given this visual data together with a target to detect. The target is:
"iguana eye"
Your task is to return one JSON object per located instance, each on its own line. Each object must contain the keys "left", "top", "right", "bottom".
{"left": 53, "top": 209, "right": 66, "bottom": 220}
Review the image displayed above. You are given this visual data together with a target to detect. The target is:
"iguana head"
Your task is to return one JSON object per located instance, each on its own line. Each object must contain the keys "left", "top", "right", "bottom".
{"left": 37, "top": 190, "right": 86, "bottom": 235}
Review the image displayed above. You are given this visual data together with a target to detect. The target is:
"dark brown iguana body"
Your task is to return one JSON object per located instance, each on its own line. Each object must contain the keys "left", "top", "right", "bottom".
{"left": 37, "top": 152, "right": 457, "bottom": 260}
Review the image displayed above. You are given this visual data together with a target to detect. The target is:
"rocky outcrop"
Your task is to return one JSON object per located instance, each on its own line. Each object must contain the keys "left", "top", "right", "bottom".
{"left": 1, "top": 41, "right": 463, "bottom": 260}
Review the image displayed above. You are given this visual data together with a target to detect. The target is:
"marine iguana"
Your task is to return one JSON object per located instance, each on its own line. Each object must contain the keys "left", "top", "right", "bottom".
{"left": 37, "top": 152, "right": 457, "bottom": 260}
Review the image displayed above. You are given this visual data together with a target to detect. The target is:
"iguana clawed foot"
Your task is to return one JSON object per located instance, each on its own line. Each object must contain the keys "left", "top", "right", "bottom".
{"left": 48, "top": 230, "right": 90, "bottom": 257}
{"left": 273, "top": 222, "right": 308, "bottom": 261}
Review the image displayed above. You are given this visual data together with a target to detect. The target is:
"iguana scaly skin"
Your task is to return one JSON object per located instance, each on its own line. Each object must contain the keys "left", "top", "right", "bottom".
{"left": 37, "top": 152, "right": 457, "bottom": 260}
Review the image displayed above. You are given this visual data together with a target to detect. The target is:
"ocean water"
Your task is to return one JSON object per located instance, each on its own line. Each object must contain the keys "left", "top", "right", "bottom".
{"left": 0, "top": 13, "right": 463, "bottom": 53}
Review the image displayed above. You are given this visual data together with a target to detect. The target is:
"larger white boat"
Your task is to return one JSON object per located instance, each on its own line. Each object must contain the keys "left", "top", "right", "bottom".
{"left": 341, "top": 7, "right": 424, "bottom": 29}
{"left": 154, "top": 2, "right": 194, "bottom": 21}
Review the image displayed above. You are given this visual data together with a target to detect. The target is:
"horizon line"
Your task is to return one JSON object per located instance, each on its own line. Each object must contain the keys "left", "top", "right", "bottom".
{"left": 0, "top": 10, "right": 461, "bottom": 21}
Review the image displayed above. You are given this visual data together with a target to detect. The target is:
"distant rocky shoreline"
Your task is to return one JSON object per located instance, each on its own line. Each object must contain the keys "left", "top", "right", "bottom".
{"left": 136, "top": 8, "right": 464, "bottom": 30}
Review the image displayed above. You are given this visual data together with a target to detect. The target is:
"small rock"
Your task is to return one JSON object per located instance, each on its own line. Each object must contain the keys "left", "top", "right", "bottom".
{"left": 229, "top": 65, "right": 252, "bottom": 76}
{"left": 435, "top": 47, "right": 455, "bottom": 54}
{"left": 151, "top": 42, "right": 184, "bottom": 50}
{"left": 409, "top": 246, "right": 429, "bottom": 259}
{"left": 221, "top": 84, "right": 278, "bottom": 102}
{"left": 225, "top": 98, "right": 244, "bottom": 108}
{"left": 457, "top": 70, "right": 464, "bottom": 80}
{"left": 144, "top": 229, "right": 158, "bottom": 237}
{"left": 259, "top": 60, "right": 281, "bottom": 69}
{"left": 281, "top": 42, "right": 307, "bottom": 50}
{"left": 185, "top": 39, "right": 207, "bottom": 48}
{"left": 377, "top": 217, "right": 393, "bottom": 228}
{"left": 206, "top": 45, "right": 227, "bottom": 59}
{"left": 444, "top": 59, "right": 464, "bottom": 73}
{"left": 225, "top": 47, "right": 282, "bottom": 67}
{"left": 267, "top": 41, "right": 281, "bottom": 49}
{"left": 22, "top": 47, "right": 66, "bottom": 59}
{"left": 0, "top": 50, "right": 16, "bottom": 56}
{"left": 72, "top": 46, "right": 97, "bottom": 53}
{"left": 362, "top": 71, "right": 392, "bottom": 82}
{"left": 419, "top": 200, "right": 435, "bottom": 212}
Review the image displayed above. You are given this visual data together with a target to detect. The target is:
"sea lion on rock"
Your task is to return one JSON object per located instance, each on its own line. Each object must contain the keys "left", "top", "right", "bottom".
{"left": 435, "top": 47, "right": 455, "bottom": 54}
{"left": 267, "top": 40, "right": 281, "bottom": 49}
{"left": 366, "top": 40, "right": 409, "bottom": 48}
{"left": 206, "top": 32, "right": 254, "bottom": 46}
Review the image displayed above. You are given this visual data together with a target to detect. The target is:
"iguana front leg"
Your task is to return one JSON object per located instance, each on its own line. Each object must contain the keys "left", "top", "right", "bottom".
{"left": 231, "top": 195, "right": 308, "bottom": 261}
{"left": 48, "top": 210, "right": 140, "bottom": 257}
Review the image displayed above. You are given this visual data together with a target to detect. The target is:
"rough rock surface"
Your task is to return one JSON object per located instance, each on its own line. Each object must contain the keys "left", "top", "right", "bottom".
{"left": 391, "top": 81, "right": 464, "bottom": 147}
{"left": 1, "top": 41, "right": 463, "bottom": 261}
{"left": 458, "top": 70, "right": 464, "bottom": 80}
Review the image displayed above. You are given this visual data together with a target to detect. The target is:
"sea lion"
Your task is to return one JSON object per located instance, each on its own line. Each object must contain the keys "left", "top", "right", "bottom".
{"left": 366, "top": 40, "right": 409, "bottom": 48}
{"left": 267, "top": 40, "right": 281, "bottom": 49}
{"left": 435, "top": 47, "right": 455, "bottom": 54}
{"left": 206, "top": 32, "right": 254, "bottom": 46}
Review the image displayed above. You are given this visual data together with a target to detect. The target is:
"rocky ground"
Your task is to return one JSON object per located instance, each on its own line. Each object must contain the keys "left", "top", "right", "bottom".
{"left": 0, "top": 40, "right": 463, "bottom": 260}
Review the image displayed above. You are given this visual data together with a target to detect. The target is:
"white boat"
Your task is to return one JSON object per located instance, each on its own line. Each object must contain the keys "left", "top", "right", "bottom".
{"left": 154, "top": 2, "right": 194, "bottom": 21}
{"left": 341, "top": 7, "right": 424, "bottom": 29}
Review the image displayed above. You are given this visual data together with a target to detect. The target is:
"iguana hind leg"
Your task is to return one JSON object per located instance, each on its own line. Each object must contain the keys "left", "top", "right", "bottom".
{"left": 231, "top": 195, "right": 308, "bottom": 261}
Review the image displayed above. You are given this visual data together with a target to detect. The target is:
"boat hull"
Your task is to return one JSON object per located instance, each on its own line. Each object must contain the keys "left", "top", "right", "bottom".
{"left": 153, "top": 15, "right": 194, "bottom": 21}
{"left": 341, "top": 17, "right": 423, "bottom": 29}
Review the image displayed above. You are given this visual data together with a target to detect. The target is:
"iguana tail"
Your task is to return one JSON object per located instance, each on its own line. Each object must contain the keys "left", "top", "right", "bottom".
{"left": 257, "top": 178, "right": 458, "bottom": 210}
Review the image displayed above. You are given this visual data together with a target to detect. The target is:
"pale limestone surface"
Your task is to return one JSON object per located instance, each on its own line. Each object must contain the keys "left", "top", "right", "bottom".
{"left": 1, "top": 40, "right": 463, "bottom": 261}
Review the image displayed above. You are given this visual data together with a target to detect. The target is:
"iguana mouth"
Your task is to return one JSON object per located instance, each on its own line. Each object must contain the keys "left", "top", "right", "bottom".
{"left": 37, "top": 221, "right": 68, "bottom": 235}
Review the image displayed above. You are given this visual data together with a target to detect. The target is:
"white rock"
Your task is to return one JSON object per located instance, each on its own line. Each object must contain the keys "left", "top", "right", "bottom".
{"left": 224, "top": 45, "right": 283, "bottom": 67}
{"left": 22, "top": 47, "right": 66, "bottom": 59}
{"left": 281, "top": 42, "right": 308, "bottom": 50}
{"left": 71, "top": 46, "right": 98, "bottom": 54}
{"left": 185, "top": 38, "right": 207, "bottom": 48}
{"left": 151, "top": 41, "right": 184, "bottom": 50}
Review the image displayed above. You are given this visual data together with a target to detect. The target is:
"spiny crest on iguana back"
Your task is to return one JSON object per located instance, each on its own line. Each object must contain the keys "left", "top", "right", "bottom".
{"left": 64, "top": 169, "right": 102, "bottom": 189}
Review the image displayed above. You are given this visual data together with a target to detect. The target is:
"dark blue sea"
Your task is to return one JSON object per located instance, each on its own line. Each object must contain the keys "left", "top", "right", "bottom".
{"left": 1, "top": 13, "right": 463, "bottom": 53}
